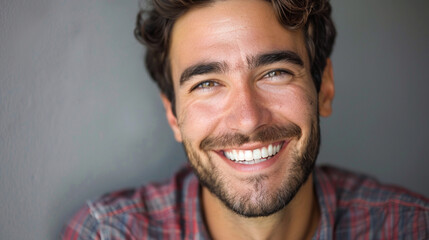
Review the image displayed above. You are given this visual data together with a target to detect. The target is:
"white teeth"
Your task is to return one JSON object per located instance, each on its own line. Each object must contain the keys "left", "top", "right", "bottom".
{"left": 268, "top": 144, "right": 273, "bottom": 156}
{"left": 244, "top": 150, "right": 253, "bottom": 160}
{"left": 237, "top": 150, "right": 245, "bottom": 160}
{"left": 223, "top": 142, "right": 283, "bottom": 164}
{"left": 261, "top": 147, "right": 268, "bottom": 158}
{"left": 253, "top": 149, "right": 261, "bottom": 160}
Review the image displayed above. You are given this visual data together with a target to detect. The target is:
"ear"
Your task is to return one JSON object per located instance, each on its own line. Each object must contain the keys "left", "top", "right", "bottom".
{"left": 318, "top": 58, "right": 335, "bottom": 117}
{"left": 160, "top": 94, "right": 183, "bottom": 142}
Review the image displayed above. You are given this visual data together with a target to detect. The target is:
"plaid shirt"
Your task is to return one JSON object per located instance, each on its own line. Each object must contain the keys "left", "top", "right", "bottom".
{"left": 62, "top": 166, "right": 429, "bottom": 239}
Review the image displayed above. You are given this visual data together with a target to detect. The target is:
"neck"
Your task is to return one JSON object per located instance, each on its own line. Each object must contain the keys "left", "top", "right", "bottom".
{"left": 202, "top": 174, "right": 320, "bottom": 240}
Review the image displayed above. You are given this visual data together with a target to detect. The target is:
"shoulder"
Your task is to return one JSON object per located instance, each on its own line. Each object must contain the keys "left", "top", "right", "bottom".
{"left": 315, "top": 165, "right": 429, "bottom": 238}
{"left": 61, "top": 167, "right": 197, "bottom": 240}
{"left": 316, "top": 165, "right": 429, "bottom": 208}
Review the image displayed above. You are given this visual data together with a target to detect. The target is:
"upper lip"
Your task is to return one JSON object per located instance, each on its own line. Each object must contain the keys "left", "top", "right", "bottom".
{"left": 216, "top": 140, "right": 285, "bottom": 152}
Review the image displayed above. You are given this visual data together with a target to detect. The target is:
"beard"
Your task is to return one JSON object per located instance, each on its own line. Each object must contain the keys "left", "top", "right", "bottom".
{"left": 183, "top": 118, "right": 320, "bottom": 218}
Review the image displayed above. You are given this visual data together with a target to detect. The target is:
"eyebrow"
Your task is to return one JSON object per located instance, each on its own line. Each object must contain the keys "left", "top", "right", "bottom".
{"left": 179, "top": 50, "right": 304, "bottom": 85}
{"left": 247, "top": 50, "right": 304, "bottom": 69}
{"left": 180, "top": 62, "right": 227, "bottom": 85}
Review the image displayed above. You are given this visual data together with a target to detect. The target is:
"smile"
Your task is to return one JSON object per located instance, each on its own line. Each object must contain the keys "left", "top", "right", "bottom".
{"left": 222, "top": 142, "right": 284, "bottom": 165}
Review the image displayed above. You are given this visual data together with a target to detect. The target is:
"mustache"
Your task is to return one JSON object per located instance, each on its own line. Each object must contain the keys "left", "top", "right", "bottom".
{"left": 200, "top": 123, "right": 302, "bottom": 151}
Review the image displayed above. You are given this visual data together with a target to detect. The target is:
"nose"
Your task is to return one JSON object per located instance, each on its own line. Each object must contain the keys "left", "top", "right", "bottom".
{"left": 225, "top": 85, "right": 271, "bottom": 134}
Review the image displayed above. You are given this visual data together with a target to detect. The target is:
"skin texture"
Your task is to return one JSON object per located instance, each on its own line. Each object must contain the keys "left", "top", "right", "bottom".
{"left": 161, "top": 0, "right": 334, "bottom": 239}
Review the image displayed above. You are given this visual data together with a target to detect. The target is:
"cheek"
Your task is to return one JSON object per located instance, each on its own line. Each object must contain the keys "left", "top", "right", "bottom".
{"left": 176, "top": 84, "right": 317, "bottom": 144}
{"left": 177, "top": 97, "right": 227, "bottom": 143}
{"left": 266, "top": 87, "right": 317, "bottom": 153}
{"left": 268, "top": 86, "right": 317, "bottom": 127}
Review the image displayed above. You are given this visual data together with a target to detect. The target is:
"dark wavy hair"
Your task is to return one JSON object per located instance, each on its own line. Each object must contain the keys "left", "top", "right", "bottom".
{"left": 135, "top": 0, "right": 336, "bottom": 112}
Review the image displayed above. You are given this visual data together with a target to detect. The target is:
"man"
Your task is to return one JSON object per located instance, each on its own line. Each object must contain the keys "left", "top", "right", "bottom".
{"left": 62, "top": 0, "right": 429, "bottom": 239}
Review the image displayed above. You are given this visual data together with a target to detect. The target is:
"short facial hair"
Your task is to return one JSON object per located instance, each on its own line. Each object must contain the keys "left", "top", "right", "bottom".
{"left": 183, "top": 120, "right": 320, "bottom": 217}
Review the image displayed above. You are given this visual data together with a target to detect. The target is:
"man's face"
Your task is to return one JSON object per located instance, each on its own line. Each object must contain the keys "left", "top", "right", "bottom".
{"left": 164, "top": 0, "right": 333, "bottom": 217}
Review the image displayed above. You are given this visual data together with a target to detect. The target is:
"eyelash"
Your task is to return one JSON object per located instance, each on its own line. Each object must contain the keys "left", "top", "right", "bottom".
{"left": 191, "top": 80, "right": 220, "bottom": 92}
{"left": 190, "top": 69, "right": 292, "bottom": 92}
{"left": 263, "top": 69, "right": 293, "bottom": 79}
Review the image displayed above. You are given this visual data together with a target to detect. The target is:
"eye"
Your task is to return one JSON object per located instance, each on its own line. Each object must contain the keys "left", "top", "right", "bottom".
{"left": 191, "top": 80, "right": 220, "bottom": 92}
{"left": 263, "top": 69, "right": 293, "bottom": 80}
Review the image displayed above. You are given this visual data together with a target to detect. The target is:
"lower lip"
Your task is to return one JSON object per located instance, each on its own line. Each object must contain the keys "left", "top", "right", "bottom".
{"left": 217, "top": 141, "right": 288, "bottom": 172}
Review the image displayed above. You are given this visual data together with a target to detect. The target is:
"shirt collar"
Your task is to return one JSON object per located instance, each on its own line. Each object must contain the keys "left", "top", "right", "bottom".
{"left": 183, "top": 166, "right": 337, "bottom": 239}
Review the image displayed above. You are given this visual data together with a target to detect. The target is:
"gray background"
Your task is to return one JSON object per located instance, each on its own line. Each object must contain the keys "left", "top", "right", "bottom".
{"left": 0, "top": 0, "right": 428, "bottom": 239}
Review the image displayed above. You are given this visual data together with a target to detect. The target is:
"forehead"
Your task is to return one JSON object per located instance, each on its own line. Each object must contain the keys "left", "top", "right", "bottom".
{"left": 169, "top": 0, "right": 308, "bottom": 83}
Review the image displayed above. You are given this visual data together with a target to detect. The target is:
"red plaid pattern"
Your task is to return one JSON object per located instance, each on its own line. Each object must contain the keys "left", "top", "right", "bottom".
{"left": 62, "top": 165, "right": 429, "bottom": 239}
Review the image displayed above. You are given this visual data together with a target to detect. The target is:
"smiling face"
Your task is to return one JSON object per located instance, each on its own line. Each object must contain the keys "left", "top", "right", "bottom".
{"left": 162, "top": 0, "right": 334, "bottom": 217}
